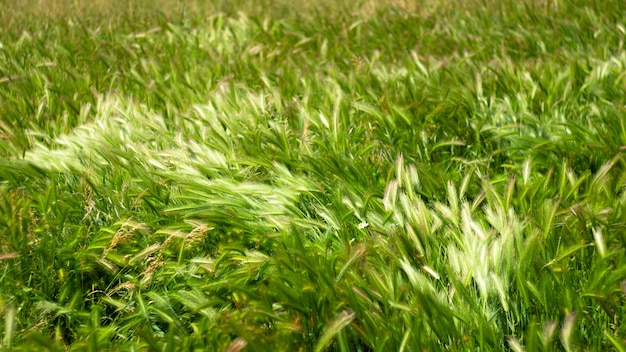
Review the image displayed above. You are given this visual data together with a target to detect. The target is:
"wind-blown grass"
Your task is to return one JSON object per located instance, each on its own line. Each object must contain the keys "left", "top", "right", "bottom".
{"left": 1, "top": 0, "right": 626, "bottom": 350}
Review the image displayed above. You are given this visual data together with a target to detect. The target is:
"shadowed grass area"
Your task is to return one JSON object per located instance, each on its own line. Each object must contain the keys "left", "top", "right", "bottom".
{"left": 1, "top": 0, "right": 625, "bottom": 350}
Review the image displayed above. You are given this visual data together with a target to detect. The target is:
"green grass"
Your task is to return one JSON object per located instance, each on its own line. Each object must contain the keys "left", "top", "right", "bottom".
{"left": 1, "top": 0, "right": 626, "bottom": 350}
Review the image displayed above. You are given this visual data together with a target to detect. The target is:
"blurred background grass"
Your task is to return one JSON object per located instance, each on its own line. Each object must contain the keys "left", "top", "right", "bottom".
{"left": 0, "top": 0, "right": 561, "bottom": 26}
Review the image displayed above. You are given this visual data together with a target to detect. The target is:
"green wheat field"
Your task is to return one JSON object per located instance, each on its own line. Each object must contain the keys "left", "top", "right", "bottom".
{"left": 1, "top": 0, "right": 625, "bottom": 350}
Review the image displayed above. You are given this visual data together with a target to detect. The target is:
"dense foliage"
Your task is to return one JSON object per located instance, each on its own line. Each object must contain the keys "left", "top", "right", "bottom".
{"left": 1, "top": 0, "right": 625, "bottom": 350}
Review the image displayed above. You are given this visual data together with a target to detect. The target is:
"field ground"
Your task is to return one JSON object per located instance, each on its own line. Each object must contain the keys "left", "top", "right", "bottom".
{"left": 1, "top": 0, "right": 626, "bottom": 350}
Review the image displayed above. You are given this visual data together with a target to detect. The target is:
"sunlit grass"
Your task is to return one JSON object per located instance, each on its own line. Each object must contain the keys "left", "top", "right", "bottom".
{"left": 1, "top": 0, "right": 626, "bottom": 350}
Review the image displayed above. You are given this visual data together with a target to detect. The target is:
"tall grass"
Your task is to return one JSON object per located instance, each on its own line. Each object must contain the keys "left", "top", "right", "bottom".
{"left": 1, "top": 0, "right": 625, "bottom": 350}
